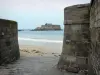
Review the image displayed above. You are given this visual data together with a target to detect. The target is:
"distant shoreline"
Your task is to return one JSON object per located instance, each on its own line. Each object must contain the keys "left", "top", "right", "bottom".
{"left": 30, "top": 29, "right": 63, "bottom": 31}
{"left": 18, "top": 29, "right": 63, "bottom": 31}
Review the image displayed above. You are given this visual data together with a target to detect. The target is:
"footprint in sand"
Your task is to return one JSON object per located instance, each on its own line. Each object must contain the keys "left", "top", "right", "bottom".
{"left": 31, "top": 50, "right": 36, "bottom": 52}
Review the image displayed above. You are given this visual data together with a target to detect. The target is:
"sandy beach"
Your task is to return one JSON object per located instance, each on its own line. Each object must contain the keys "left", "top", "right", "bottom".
{"left": 0, "top": 45, "right": 76, "bottom": 75}
{"left": 19, "top": 45, "right": 62, "bottom": 56}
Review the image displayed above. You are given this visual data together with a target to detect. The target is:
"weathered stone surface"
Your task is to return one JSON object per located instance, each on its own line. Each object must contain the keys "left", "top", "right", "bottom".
{"left": 64, "top": 4, "right": 90, "bottom": 25}
{"left": 0, "top": 19, "right": 20, "bottom": 65}
{"left": 78, "top": 70, "right": 88, "bottom": 75}
{"left": 58, "top": 0, "right": 100, "bottom": 75}
{"left": 88, "top": 0, "right": 100, "bottom": 75}
{"left": 58, "top": 4, "right": 90, "bottom": 73}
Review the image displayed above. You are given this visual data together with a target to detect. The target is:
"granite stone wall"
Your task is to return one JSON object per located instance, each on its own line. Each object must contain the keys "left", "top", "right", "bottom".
{"left": 58, "top": 4, "right": 90, "bottom": 73}
{"left": 0, "top": 19, "right": 20, "bottom": 65}
{"left": 88, "top": 0, "right": 100, "bottom": 75}
{"left": 58, "top": 0, "right": 100, "bottom": 75}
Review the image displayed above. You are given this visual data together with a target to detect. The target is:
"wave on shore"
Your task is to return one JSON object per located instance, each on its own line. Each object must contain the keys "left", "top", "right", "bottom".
{"left": 18, "top": 37, "right": 63, "bottom": 43}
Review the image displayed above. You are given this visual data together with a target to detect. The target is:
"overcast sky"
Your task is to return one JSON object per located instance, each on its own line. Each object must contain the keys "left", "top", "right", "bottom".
{"left": 0, "top": 0, "right": 90, "bottom": 29}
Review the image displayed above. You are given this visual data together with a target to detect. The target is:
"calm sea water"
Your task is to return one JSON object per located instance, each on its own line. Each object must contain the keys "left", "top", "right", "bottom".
{"left": 18, "top": 30, "right": 64, "bottom": 46}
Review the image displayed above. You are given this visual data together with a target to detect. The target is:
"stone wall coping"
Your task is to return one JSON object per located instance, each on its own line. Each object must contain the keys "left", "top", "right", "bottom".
{"left": 64, "top": 3, "right": 90, "bottom": 11}
{"left": 0, "top": 19, "right": 17, "bottom": 24}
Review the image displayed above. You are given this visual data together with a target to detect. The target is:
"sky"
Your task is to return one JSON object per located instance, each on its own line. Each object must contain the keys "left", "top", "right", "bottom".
{"left": 0, "top": 0, "right": 90, "bottom": 29}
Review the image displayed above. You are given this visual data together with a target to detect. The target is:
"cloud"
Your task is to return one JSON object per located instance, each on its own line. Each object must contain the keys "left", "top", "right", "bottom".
{"left": 0, "top": 0, "right": 90, "bottom": 11}
{"left": 0, "top": 0, "right": 91, "bottom": 29}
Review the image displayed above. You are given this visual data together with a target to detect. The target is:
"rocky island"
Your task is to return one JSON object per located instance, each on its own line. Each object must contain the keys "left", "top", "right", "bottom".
{"left": 33, "top": 23, "right": 61, "bottom": 31}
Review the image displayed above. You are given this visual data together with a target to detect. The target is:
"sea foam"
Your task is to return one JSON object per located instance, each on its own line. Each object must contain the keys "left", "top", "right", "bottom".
{"left": 18, "top": 37, "right": 63, "bottom": 43}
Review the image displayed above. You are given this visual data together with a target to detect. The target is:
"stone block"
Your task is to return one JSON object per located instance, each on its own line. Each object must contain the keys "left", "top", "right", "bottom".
{"left": 0, "top": 19, "right": 20, "bottom": 65}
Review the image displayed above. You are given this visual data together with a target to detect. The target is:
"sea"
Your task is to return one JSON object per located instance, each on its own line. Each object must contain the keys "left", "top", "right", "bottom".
{"left": 18, "top": 30, "right": 64, "bottom": 52}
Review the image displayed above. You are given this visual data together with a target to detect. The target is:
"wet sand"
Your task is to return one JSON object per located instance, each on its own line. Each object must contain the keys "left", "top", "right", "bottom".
{"left": 0, "top": 45, "right": 76, "bottom": 75}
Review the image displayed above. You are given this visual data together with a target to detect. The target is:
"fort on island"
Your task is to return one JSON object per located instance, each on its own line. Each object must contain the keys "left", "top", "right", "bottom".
{"left": 34, "top": 23, "right": 61, "bottom": 31}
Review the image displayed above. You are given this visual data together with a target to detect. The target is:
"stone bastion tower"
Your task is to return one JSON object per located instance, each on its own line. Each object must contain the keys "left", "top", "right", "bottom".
{"left": 58, "top": 4, "right": 90, "bottom": 73}
{"left": 0, "top": 19, "right": 20, "bottom": 65}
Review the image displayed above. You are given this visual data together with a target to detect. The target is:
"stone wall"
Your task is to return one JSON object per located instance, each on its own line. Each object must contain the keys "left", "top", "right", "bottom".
{"left": 58, "top": 0, "right": 100, "bottom": 75}
{"left": 88, "top": 0, "right": 100, "bottom": 75}
{"left": 0, "top": 19, "right": 20, "bottom": 65}
{"left": 58, "top": 4, "right": 90, "bottom": 73}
